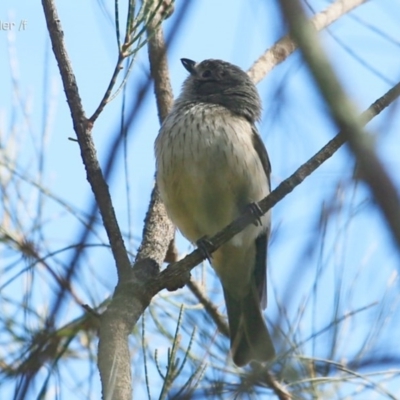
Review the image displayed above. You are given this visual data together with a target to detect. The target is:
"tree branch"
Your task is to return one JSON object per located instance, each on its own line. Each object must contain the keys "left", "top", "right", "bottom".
{"left": 277, "top": 0, "right": 400, "bottom": 251}
{"left": 146, "top": 0, "right": 175, "bottom": 123}
{"left": 41, "top": 1, "right": 137, "bottom": 398}
{"left": 248, "top": 0, "right": 367, "bottom": 84}
{"left": 186, "top": 279, "right": 230, "bottom": 337}
{"left": 41, "top": 0, "right": 131, "bottom": 282}
{"left": 151, "top": 81, "right": 400, "bottom": 293}
{"left": 41, "top": 0, "right": 400, "bottom": 397}
{"left": 97, "top": 1, "right": 180, "bottom": 398}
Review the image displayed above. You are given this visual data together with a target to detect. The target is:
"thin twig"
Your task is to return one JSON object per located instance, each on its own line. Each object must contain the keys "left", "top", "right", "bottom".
{"left": 186, "top": 279, "right": 230, "bottom": 337}
{"left": 188, "top": 278, "right": 290, "bottom": 398}
{"left": 91, "top": 0, "right": 172, "bottom": 122}
{"left": 262, "top": 368, "right": 292, "bottom": 400}
{"left": 248, "top": 0, "right": 366, "bottom": 84}
{"left": 90, "top": 53, "right": 125, "bottom": 122}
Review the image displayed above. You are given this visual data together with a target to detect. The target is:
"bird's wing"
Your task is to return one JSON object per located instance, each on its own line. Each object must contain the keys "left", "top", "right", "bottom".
{"left": 251, "top": 127, "right": 271, "bottom": 309}
{"left": 251, "top": 126, "right": 271, "bottom": 189}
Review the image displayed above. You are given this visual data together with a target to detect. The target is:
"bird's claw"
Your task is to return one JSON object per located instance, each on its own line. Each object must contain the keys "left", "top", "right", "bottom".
{"left": 196, "top": 236, "right": 213, "bottom": 262}
{"left": 247, "top": 202, "right": 263, "bottom": 226}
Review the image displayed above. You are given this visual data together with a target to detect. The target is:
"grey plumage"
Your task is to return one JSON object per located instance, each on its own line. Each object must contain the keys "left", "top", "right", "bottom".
{"left": 155, "top": 58, "right": 275, "bottom": 366}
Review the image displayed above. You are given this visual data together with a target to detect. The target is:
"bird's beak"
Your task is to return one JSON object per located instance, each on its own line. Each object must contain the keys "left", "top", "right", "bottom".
{"left": 181, "top": 58, "right": 197, "bottom": 75}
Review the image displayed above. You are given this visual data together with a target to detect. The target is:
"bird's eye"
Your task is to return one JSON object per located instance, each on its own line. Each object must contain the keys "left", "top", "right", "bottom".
{"left": 202, "top": 70, "right": 212, "bottom": 78}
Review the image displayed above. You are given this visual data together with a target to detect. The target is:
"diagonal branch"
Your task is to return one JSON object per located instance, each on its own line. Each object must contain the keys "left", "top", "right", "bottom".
{"left": 152, "top": 81, "right": 400, "bottom": 292}
{"left": 248, "top": 0, "right": 367, "bottom": 83}
{"left": 41, "top": 0, "right": 131, "bottom": 283}
{"left": 277, "top": 0, "right": 400, "bottom": 252}
{"left": 186, "top": 279, "right": 230, "bottom": 337}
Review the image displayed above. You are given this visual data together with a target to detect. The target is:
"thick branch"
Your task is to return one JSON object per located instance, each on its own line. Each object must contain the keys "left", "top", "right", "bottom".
{"left": 41, "top": 1, "right": 134, "bottom": 399}
{"left": 97, "top": 1, "right": 177, "bottom": 398}
{"left": 135, "top": 0, "right": 176, "bottom": 268}
{"left": 278, "top": 0, "right": 400, "bottom": 251}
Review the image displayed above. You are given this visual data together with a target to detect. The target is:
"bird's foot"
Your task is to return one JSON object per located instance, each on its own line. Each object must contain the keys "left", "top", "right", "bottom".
{"left": 196, "top": 236, "right": 213, "bottom": 262}
{"left": 246, "top": 202, "right": 264, "bottom": 226}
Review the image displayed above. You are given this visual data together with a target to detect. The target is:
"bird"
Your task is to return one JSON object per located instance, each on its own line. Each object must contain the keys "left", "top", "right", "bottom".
{"left": 155, "top": 58, "right": 275, "bottom": 366}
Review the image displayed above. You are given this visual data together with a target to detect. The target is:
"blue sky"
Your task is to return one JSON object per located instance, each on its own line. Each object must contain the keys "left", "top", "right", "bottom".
{"left": 1, "top": 0, "right": 400, "bottom": 398}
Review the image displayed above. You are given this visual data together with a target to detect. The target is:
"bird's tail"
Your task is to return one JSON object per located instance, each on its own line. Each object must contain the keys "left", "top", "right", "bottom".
{"left": 223, "top": 285, "right": 275, "bottom": 367}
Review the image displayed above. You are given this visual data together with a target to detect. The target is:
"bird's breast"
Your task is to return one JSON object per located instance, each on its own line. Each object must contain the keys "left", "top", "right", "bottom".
{"left": 155, "top": 103, "right": 269, "bottom": 245}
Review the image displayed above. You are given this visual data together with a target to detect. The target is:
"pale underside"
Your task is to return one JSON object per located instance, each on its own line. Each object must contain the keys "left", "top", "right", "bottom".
{"left": 156, "top": 103, "right": 270, "bottom": 298}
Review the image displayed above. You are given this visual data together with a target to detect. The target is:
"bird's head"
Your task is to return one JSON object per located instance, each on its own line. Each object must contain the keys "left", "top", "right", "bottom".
{"left": 179, "top": 58, "right": 261, "bottom": 122}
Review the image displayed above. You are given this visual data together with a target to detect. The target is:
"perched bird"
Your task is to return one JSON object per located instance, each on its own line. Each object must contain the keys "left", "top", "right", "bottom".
{"left": 155, "top": 58, "right": 275, "bottom": 366}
